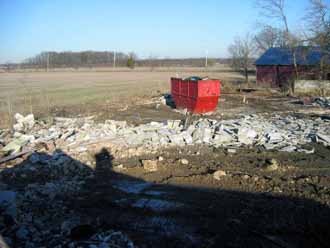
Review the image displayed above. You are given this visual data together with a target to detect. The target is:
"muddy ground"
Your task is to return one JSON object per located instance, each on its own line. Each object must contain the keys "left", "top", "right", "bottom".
{"left": 1, "top": 91, "right": 330, "bottom": 247}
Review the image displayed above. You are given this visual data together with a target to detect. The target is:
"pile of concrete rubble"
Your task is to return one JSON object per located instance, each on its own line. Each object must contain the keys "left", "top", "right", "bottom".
{"left": 1, "top": 113, "right": 330, "bottom": 159}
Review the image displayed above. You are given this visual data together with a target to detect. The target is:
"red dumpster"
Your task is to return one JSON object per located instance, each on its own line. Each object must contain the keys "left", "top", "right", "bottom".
{"left": 171, "top": 77, "right": 221, "bottom": 114}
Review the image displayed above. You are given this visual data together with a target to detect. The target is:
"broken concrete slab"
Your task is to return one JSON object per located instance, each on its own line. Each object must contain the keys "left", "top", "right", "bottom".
{"left": 2, "top": 135, "right": 33, "bottom": 154}
{"left": 237, "top": 127, "right": 258, "bottom": 145}
{"left": 313, "top": 97, "right": 330, "bottom": 108}
{"left": 213, "top": 170, "right": 227, "bottom": 180}
{"left": 13, "top": 113, "right": 35, "bottom": 132}
{"left": 180, "top": 158, "right": 189, "bottom": 165}
{"left": 317, "top": 133, "right": 330, "bottom": 144}
{"left": 142, "top": 160, "right": 159, "bottom": 172}
{"left": 166, "top": 120, "right": 182, "bottom": 130}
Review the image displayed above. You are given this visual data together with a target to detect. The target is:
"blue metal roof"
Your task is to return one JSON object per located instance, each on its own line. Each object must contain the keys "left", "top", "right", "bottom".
{"left": 255, "top": 47, "right": 330, "bottom": 66}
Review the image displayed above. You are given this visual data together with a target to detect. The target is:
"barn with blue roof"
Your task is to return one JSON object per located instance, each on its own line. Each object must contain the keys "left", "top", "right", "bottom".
{"left": 255, "top": 47, "right": 330, "bottom": 88}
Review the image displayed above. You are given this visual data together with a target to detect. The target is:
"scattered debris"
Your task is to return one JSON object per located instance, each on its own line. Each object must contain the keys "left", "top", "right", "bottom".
{"left": 317, "top": 133, "right": 330, "bottom": 144}
{"left": 213, "top": 170, "right": 227, "bottom": 180}
{"left": 142, "top": 160, "right": 159, "bottom": 172}
{"left": 13, "top": 113, "right": 35, "bottom": 133}
{"left": 1, "top": 113, "right": 330, "bottom": 161}
{"left": 180, "top": 158, "right": 189, "bottom": 165}
{"left": 263, "top": 159, "right": 279, "bottom": 172}
{"left": 2, "top": 135, "right": 34, "bottom": 154}
{"left": 0, "top": 150, "right": 33, "bottom": 165}
{"left": 227, "top": 148, "right": 237, "bottom": 154}
{"left": 313, "top": 97, "right": 330, "bottom": 108}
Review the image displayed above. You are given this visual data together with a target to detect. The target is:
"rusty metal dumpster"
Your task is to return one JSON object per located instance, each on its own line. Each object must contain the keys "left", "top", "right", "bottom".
{"left": 171, "top": 77, "right": 221, "bottom": 114}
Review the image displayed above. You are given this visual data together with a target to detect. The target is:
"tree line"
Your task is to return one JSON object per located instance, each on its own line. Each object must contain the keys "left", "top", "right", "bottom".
{"left": 228, "top": 0, "right": 330, "bottom": 90}
{"left": 23, "top": 51, "right": 135, "bottom": 68}
{"left": 12, "top": 52, "right": 229, "bottom": 70}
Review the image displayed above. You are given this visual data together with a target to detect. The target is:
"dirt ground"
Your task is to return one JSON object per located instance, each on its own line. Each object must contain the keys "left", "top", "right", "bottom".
{"left": 1, "top": 70, "right": 330, "bottom": 247}
{"left": 81, "top": 144, "right": 330, "bottom": 248}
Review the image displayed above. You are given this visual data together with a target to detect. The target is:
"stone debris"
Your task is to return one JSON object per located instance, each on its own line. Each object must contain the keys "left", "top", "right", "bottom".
{"left": 142, "top": 160, "right": 159, "bottom": 172}
{"left": 313, "top": 97, "right": 330, "bottom": 108}
{"left": 227, "top": 148, "right": 237, "bottom": 154}
{"left": 1, "top": 113, "right": 330, "bottom": 159}
{"left": 13, "top": 113, "right": 35, "bottom": 133}
{"left": 317, "top": 133, "right": 330, "bottom": 144}
{"left": 238, "top": 127, "right": 258, "bottom": 145}
{"left": 180, "top": 158, "right": 189, "bottom": 165}
{"left": 263, "top": 159, "right": 279, "bottom": 172}
{"left": 2, "top": 135, "right": 34, "bottom": 154}
{"left": 213, "top": 170, "right": 227, "bottom": 180}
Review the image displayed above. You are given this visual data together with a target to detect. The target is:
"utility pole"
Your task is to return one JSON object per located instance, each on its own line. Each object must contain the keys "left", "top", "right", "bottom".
{"left": 46, "top": 52, "right": 50, "bottom": 72}
{"left": 113, "top": 51, "right": 116, "bottom": 69}
{"left": 205, "top": 50, "right": 208, "bottom": 68}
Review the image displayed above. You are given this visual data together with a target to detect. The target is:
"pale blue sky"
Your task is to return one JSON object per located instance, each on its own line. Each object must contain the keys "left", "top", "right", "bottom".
{"left": 0, "top": 0, "right": 310, "bottom": 63}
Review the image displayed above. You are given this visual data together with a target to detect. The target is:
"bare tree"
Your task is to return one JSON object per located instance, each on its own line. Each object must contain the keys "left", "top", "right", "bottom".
{"left": 306, "top": 0, "right": 330, "bottom": 79}
{"left": 147, "top": 54, "right": 158, "bottom": 71}
{"left": 256, "top": 0, "right": 300, "bottom": 93}
{"left": 5, "top": 61, "right": 11, "bottom": 72}
{"left": 228, "top": 34, "right": 256, "bottom": 84}
{"left": 307, "top": 0, "right": 330, "bottom": 31}
{"left": 256, "top": 0, "right": 289, "bottom": 33}
{"left": 254, "top": 25, "right": 288, "bottom": 53}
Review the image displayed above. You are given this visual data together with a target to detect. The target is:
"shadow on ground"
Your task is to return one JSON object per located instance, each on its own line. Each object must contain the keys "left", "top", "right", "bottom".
{"left": 1, "top": 148, "right": 330, "bottom": 248}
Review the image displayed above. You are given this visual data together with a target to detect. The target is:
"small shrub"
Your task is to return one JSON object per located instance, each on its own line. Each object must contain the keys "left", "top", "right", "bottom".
{"left": 127, "top": 56, "right": 135, "bottom": 69}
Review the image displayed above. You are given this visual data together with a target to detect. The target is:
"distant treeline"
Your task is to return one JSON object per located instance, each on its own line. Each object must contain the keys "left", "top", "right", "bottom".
{"left": 137, "top": 58, "right": 231, "bottom": 67}
{"left": 1, "top": 51, "right": 233, "bottom": 70}
{"left": 23, "top": 51, "right": 130, "bottom": 68}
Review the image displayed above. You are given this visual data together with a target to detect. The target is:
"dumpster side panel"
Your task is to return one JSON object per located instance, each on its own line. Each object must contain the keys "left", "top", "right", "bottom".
{"left": 187, "top": 80, "right": 198, "bottom": 112}
{"left": 195, "top": 80, "right": 221, "bottom": 113}
{"left": 181, "top": 80, "right": 189, "bottom": 109}
{"left": 198, "top": 80, "right": 220, "bottom": 97}
{"left": 171, "top": 78, "right": 181, "bottom": 108}
{"left": 194, "top": 96, "right": 219, "bottom": 113}
{"left": 188, "top": 80, "right": 198, "bottom": 98}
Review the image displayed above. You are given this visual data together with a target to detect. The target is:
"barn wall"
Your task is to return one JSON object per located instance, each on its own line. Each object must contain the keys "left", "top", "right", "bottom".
{"left": 257, "top": 65, "right": 322, "bottom": 88}
{"left": 277, "top": 66, "right": 295, "bottom": 88}
{"left": 256, "top": 66, "right": 277, "bottom": 87}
